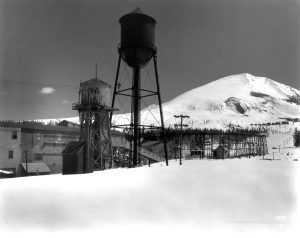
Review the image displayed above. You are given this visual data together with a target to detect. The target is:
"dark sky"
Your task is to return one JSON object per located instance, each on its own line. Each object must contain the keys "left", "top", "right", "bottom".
{"left": 0, "top": 0, "right": 299, "bottom": 120}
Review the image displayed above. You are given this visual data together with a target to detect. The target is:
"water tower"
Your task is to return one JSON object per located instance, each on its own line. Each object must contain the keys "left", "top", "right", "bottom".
{"left": 111, "top": 8, "right": 169, "bottom": 166}
{"left": 73, "top": 76, "right": 115, "bottom": 172}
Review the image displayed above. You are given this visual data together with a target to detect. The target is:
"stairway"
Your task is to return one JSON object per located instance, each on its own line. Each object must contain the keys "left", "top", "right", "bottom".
{"left": 113, "top": 141, "right": 164, "bottom": 163}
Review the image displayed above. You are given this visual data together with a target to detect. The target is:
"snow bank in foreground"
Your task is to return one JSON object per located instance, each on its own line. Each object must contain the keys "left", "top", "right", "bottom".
{"left": 0, "top": 159, "right": 299, "bottom": 237}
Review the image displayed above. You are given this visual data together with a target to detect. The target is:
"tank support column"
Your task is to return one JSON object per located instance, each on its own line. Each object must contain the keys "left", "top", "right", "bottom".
{"left": 111, "top": 54, "right": 122, "bottom": 122}
{"left": 133, "top": 65, "right": 141, "bottom": 166}
{"left": 153, "top": 55, "right": 169, "bottom": 166}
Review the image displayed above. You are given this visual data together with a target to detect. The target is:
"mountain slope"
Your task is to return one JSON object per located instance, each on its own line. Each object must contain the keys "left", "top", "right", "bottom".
{"left": 41, "top": 73, "right": 300, "bottom": 129}
{"left": 112, "top": 73, "right": 300, "bottom": 129}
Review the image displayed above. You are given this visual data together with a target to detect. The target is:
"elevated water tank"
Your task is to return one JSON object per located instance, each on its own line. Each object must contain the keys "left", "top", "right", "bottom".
{"left": 119, "top": 7, "right": 156, "bottom": 68}
{"left": 80, "top": 78, "right": 111, "bottom": 107}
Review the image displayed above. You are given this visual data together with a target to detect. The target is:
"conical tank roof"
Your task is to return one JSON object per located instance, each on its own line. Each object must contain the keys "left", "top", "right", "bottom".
{"left": 119, "top": 7, "right": 156, "bottom": 24}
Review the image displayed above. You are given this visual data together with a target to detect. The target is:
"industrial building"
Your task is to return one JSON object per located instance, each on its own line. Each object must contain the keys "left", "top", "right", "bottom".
{"left": 0, "top": 120, "right": 128, "bottom": 177}
{"left": 0, "top": 121, "right": 79, "bottom": 177}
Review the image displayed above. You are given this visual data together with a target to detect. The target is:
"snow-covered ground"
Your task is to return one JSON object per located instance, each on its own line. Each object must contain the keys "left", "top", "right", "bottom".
{"left": 0, "top": 157, "right": 299, "bottom": 237}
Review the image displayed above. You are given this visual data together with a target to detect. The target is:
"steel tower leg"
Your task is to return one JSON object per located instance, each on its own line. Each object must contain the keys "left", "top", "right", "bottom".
{"left": 111, "top": 54, "right": 122, "bottom": 123}
{"left": 133, "top": 66, "right": 141, "bottom": 166}
{"left": 153, "top": 54, "right": 169, "bottom": 166}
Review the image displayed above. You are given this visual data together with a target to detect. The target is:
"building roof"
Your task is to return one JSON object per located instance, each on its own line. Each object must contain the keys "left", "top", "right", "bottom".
{"left": 0, "top": 121, "right": 79, "bottom": 135}
{"left": 21, "top": 162, "right": 51, "bottom": 174}
{"left": 0, "top": 121, "right": 125, "bottom": 137}
{"left": 62, "top": 141, "right": 85, "bottom": 154}
{"left": 80, "top": 77, "right": 111, "bottom": 89}
{"left": 58, "top": 120, "right": 80, "bottom": 127}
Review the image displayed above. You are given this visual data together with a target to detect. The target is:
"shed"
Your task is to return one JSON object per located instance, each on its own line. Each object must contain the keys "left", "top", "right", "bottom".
{"left": 215, "top": 145, "right": 229, "bottom": 159}
{"left": 20, "top": 162, "right": 51, "bottom": 176}
{"left": 62, "top": 141, "right": 91, "bottom": 174}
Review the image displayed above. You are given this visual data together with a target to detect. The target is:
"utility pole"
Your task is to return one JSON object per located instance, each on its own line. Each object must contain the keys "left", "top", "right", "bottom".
{"left": 262, "top": 141, "right": 265, "bottom": 160}
{"left": 174, "top": 115, "right": 189, "bottom": 165}
{"left": 25, "top": 150, "right": 28, "bottom": 176}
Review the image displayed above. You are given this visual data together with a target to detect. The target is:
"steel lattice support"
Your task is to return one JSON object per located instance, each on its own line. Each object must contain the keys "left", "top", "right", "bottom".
{"left": 76, "top": 104, "right": 114, "bottom": 172}
{"left": 111, "top": 52, "right": 169, "bottom": 167}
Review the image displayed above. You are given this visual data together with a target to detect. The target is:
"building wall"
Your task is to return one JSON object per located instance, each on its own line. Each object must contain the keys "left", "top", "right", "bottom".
{"left": 81, "top": 84, "right": 111, "bottom": 107}
{"left": 1, "top": 123, "right": 125, "bottom": 176}
{"left": 21, "top": 131, "right": 79, "bottom": 174}
{"left": 43, "top": 155, "right": 62, "bottom": 173}
{"left": 0, "top": 127, "right": 22, "bottom": 174}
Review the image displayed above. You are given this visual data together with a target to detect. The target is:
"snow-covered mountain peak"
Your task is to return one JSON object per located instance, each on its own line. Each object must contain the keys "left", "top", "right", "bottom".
{"left": 39, "top": 73, "right": 300, "bottom": 129}
{"left": 160, "top": 73, "right": 300, "bottom": 128}
{"left": 167, "top": 73, "right": 299, "bottom": 106}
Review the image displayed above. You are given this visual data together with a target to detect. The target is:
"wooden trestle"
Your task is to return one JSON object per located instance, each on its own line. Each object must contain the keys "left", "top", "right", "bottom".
{"left": 166, "top": 129, "right": 268, "bottom": 159}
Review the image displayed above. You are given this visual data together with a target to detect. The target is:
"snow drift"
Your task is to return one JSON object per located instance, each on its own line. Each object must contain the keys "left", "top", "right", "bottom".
{"left": 0, "top": 158, "right": 299, "bottom": 236}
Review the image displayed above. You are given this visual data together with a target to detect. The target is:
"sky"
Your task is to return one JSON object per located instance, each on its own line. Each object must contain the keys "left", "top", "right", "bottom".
{"left": 0, "top": 0, "right": 299, "bottom": 120}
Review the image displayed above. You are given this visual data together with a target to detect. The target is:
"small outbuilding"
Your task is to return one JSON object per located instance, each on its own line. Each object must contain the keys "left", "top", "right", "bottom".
{"left": 20, "top": 162, "right": 51, "bottom": 176}
{"left": 215, "top": 145, "right": 229, "bottom": 159}
{"left": 62, "top": 141, "right": 92, "bottom": 174}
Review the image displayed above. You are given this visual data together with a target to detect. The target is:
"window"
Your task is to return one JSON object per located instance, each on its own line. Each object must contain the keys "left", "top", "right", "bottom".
{"left": 8, "top": 150, "right": 13, "bottom": 159}
{"left": 12, "top": 131, "right": 18, "bottom": 140}
{"left": 34, "top": 154, "right": 43, "bottom": 161}
{"left": 36, "top": 134, "right": 41, "bottom": 141}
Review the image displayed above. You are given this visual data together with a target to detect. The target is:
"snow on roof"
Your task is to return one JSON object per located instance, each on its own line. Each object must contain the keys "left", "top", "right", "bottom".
{"left": 21, "top": 162, "right": 51, "bottom": 174}
{"left": 0, "top": 121, "right": 79, "bottom": 134}
{"left": 58, "top": 120, "right": 79, "bottom": 126}
{"left": 0, "top": 169, "right": 14, "bottom": 175}
{"left": 80, "top": 77, "right": 111, "bottom": 89}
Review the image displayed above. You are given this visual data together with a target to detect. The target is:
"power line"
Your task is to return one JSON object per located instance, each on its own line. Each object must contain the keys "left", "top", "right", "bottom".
{"left": 0, "top": 79, "right": 78, "bottom": 89}
{"left": 0, "top": 99, "right": 72, "bottom": 107}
